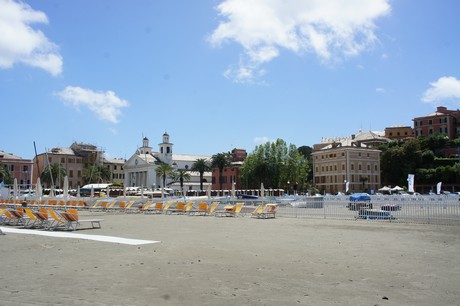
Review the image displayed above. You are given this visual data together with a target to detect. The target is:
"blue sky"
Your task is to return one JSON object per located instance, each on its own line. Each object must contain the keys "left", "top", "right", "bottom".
{"left": 1, "top": 0, "right": 459, "bottom": 160}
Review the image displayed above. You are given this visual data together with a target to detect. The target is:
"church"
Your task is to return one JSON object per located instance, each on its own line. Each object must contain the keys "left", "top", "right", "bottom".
{"left": 123, "top": 133, "right": 212, "bottom": 193}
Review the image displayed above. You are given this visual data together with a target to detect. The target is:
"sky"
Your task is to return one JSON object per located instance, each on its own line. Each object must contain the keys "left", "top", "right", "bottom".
{"left": 1, "top": 0, "right": 460, "bottom": 160}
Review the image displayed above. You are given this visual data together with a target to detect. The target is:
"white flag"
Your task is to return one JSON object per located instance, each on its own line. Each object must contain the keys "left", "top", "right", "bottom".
{"left": 436, "top": 182, "right": 442, "bottom": 195}
{"left": 407, "top": 174, "right": 415, "bottom": 193}
{"left": 345, "top": 181, "right": 350, "bottom": 193}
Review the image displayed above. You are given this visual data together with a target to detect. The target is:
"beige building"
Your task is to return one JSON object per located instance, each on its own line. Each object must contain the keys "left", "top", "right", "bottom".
{"left": 104, "top": 158, "right": 125, "bottom": 186}
{"left": 33, "top": 147, "right": 84, "bottom": 189}
{"left": 312, "top": 131, "right": 389, "bottom": 194}
{"left": 33, "top": 143, "right": 105, "bottom": 189}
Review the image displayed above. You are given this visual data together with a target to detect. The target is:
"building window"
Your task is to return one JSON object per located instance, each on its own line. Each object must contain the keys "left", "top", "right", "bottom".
{"left": 358, "top": 164, "right": 361, "bottom": 170}
{"left": 429, "top": 128, "right": 433, "bottom": 134}
{"left": 351, "top": 164, "right": 354, "bottom": 170}
{"left": 428, "top": 119, "right": 432, "bottom": 124}
{"left": 367, "top": 165, "right": 370, "bottom": 171}
{"left": 69, "top": 170, "right": 73, "bottom": 178}
{"left": 114, "top": 165, "right": 117, "bottom": 170}
{"left": 23, "top": 165, "right": 28, "bottom": 172}
{"left": 78, "top": 170, "right": 81, "bottom": 178}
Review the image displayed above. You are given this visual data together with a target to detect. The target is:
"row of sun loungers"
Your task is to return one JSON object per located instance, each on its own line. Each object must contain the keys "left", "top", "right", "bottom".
{"left": 1, "top": 200, "right": 279, "bottom": 224}
{"left": 0, "top": 206, "right": 103, "bottom": 231}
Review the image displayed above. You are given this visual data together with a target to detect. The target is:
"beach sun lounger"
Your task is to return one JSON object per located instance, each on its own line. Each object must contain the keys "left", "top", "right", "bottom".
{"left": 144, "top": 202, "right": 164, "bottom": 214}
{"left": 165, "top": 202, "right": 186, "bottom": 215}
{"left": 215, "top": 203, "right": 244, "bottom": 217}
{"left": 188, "top": 202, "right": 209, "bottom": 216}
{"left": 252, "top": 204, "right": 278, "bottom": 219}
{"left": 61, "top": 209, "right": 103, "bottom": 231}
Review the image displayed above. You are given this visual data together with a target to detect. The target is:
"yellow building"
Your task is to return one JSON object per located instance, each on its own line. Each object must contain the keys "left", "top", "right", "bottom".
{"left": 384, "top": 126, "right": 414, "bottom": 140}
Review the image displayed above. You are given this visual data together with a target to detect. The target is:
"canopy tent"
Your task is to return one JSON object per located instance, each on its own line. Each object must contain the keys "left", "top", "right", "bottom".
{"left": 391, "top": 186, "right": 404, "bottom": 192}
{"left": 349, "top": 193, "right": 371, "bottom": 201}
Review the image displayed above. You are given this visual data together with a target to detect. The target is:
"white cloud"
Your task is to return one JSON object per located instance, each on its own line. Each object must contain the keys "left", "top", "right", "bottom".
{"left": 57, "top": 86, "right": 129, "bottom": 124}
{"left": 376, "top": 87, "right": 385, "bottom": 93}
{"left": 209, "top": 0, "right": 391, "bottom": 82}
{"left": 0, "top": 0, "right": 62, "bottom": 75}
{"left": 422, "top": 76, "right": 460, "bottom": 106}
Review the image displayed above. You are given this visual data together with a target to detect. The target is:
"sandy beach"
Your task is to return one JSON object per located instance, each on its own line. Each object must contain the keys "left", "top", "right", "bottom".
{"left": 1, "top": 213, "right": 460, "bottom": 305}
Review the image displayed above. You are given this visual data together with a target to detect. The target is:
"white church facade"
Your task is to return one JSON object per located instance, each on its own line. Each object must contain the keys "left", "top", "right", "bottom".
{"left": 123, "top": 133, "right": 212, "bottom": 192}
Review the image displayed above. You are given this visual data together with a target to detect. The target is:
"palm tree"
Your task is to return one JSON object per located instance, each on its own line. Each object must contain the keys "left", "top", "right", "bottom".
{"left": 156, "top": 163, "right": 174, "bottom": 188}
{"left": 0, "top": 163, "right": 11, "bottom": 184}
{"left": 41, "top": 163, "right": 66, "bottom": 188}
{"left": 83, "top": 164, "right": 112, "bottom": 184}
{"left": 191, "top": 158, "right": 211, "bottom": 191}
{"left": 211, "top": 152, "right": 231, "bottom": 192}
{"left": 172, "top": 169, "right": 191, "bottom": 194}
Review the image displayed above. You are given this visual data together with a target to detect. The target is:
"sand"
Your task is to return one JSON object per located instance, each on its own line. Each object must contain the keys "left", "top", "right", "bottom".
{"left": 1, "top": 213, "right": 460, "bottom": 305}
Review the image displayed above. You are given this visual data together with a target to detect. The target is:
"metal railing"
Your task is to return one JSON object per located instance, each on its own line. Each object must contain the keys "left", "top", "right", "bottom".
{"left": 273, "top": 195, "right": 460, "bottom": 225}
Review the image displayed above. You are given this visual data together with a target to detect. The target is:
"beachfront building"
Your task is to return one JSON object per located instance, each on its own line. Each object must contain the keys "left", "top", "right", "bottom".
{"left": 413, "top": 106, "right": 460, "bottom": 139}
{"left": 104, "top": 158, "right": 125, "bottom": 186}
{"left": 0, "top": 150, "right": 34, "bottom": 189}
{"left": 211, "top": 148, "right": 247, "bottom": 191}
{"left": 33, "top": 147, "right": 84, "bottom": 189}
{"left": 384, "top": 126, "right": 414, "bottom": 141}
{"left": 33, "top": 143, "right": 105, "bottom": 189}
{"left": 312, "top": 130, "right": 390, "bottom": 194}
{"left": 123, "top": 133, "right": 212, "bottom": 193}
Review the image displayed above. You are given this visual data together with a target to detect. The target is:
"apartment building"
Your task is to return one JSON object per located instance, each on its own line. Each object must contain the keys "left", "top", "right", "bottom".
{"left": 312, "top": 131, "right": 389, "bottom": 194}
{"left": 384, "top": 126, "right": 414, "bottom": 141}
{"left": 211, "top": 148, "right": 247, "bottom": 191}
{"left": 33, "top": 143, "right": 105, "bottom": 189}
{"left": 0, "top": 150, "right": 34, "bottom": 189}
{"left": 104, "top": 158, "right": 125, "bottom": 186}
{"left": 413, "top": 106, "right": 460, "bottom": 139}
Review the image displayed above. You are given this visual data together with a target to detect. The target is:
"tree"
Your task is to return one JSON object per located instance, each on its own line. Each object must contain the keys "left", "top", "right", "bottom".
{"left": 156, "top": 163, "right": 174, "bottom": 188}
{"left": 211, "top": 152, "right": 231, "bottom": 191}
{"left": 83, "top": 164, "right": 111, "bottom": 184}
{"left": 41, "top": 163, "right": 67, "bottom": 188}
{"left": 191, "top": 158, "right": 211, "bottom": 191}
{"left": 171, "top": 169, "right": 191, "bottom": 194}
{"left": 239, "top": 139, "right": 311, "bottom": 193}
{"left": 0, "top": 163, "right": 12, "bottom": 185}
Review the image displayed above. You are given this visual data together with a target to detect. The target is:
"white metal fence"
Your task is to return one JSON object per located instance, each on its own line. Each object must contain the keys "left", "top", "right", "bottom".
{"left": 271, "top": 195, "right": 460, "bottom": 225}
